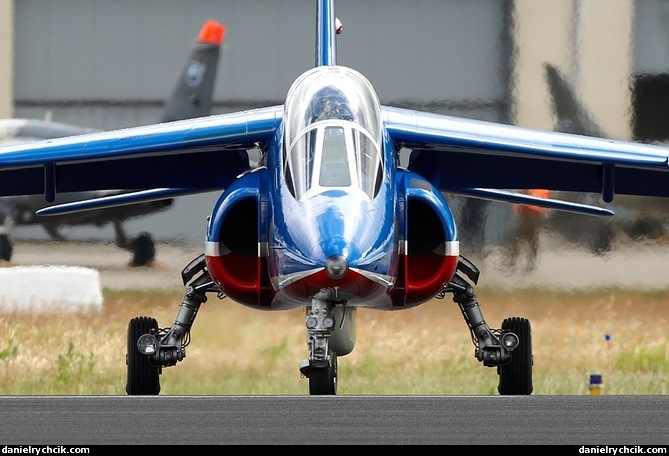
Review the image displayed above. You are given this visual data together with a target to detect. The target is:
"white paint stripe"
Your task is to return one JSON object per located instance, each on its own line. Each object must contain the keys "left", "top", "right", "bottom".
{"left": 205, "top": 241, "right": 226, "bottom": 256}
{"left": 401, "top": 240, "right": 459, "bottom": 256}
{"left": 205, "top": 241, "right": 266, "bottom": 257}
{"left": 444, "top": 241, "right": 460, "bottom": 256}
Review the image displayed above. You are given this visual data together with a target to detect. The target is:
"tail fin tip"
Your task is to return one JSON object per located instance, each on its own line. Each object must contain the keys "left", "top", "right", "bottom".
{"left": 198, "top": 19, "right": 226, "bottom": 45}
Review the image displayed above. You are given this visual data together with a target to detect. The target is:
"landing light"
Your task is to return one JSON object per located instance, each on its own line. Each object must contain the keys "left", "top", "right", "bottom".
{"left": 137, "top": 334, "right": 159, "bottom": 355}
{"left": 501, "top": 332, "right": 519, "bottom": 351}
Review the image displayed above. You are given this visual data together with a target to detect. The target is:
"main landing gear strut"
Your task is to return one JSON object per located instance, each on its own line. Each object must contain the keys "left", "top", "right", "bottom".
{"left": 437, "top": 256, "right": 533, "bottom": 395}
{"left": 126, "top": 254, "right": 532, "bottom": 396}
{"left": 126, "top": 254, "right": 219, "bottom": 395}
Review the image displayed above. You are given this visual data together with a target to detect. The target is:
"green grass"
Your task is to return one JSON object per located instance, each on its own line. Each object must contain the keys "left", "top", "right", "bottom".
{"left": 0, "top": 286, "right": 667, "bottom": 395}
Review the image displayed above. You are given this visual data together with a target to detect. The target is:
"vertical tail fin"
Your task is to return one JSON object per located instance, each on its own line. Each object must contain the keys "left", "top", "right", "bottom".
{"left": 161, "top": 19, "right": 226, "bottom": 122}
{"left": 316, "top": 0, "right": 337, "bottom": 67}
{"left": 544, "top": 63, "right": 606, "bottom": 138}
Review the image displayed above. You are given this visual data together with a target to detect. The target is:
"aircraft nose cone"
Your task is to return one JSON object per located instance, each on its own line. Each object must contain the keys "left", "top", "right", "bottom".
{"left": 324, "top": 254, "right": 348, "bottom": 280}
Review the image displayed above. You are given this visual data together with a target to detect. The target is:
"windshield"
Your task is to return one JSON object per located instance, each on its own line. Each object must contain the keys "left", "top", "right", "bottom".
{"left": 283, "top": 66, "right": 384, "bottom": 201}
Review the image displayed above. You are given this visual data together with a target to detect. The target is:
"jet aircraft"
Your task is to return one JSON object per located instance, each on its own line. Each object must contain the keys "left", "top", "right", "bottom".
{"left": 0, "top": 19, "right": 226, "bottom": 266}
{"left": 2, "top": 0, "right": 669, "bottom": 395}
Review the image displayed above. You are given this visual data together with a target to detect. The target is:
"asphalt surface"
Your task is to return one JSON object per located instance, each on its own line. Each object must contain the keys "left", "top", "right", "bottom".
{"left": 8, "top": 236, "right": 669, "bottom": 292}
{"left": 0, "top": 395, "right": 667, "bottom": 445}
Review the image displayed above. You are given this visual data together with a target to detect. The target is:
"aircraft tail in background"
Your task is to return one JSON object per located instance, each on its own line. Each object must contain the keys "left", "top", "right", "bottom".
{"left": 161, "top": 19, "right": 226, "bottom": 123}
{"left": 543, "top": 63, "right": 606, "bottom": 137}
{"left": 543, "top": 62, "right": 669, "bottom": 252}
{"left": 0, "top": 19, "right": 226, "bottom": 266}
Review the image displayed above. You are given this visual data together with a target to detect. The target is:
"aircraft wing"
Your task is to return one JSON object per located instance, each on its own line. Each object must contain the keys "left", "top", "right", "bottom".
{"left": 0, "top": 106, "right": 283, "bottom": 201}
{"left": 384, "top": 106, "right": 669, "bottom": 203}
{"left": 1, "top": 102, "right": 668, "bottom": 209}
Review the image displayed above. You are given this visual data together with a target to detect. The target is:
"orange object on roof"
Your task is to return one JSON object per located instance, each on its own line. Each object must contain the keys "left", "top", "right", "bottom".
{"left": 198, "top": 19, "right": 226, "bottom": 45}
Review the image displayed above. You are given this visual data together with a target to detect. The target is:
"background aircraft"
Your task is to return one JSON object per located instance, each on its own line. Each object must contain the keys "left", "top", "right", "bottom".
{"left": 3, "top": 0, "right": 669, "bottom": 396}
{"left": 543, "top": 62, "right": 669, "bottom": 254}
{"left": 0, "top": 19, "right": 226, "bottom": 266}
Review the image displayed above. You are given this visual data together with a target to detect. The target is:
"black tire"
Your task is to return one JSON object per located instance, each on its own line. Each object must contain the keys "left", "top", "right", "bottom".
{"left": 126, "top": 316, "right": 161, "bottom": 395}
{"left": 498, "top": 317, "right": 533, "bottom": 395}
{"left": 130, "top": 232, "right": 156, "bottom": 267}
{"left": 308, "top": 354, "right": 337, "bottom": 395}
{"left": 0, "top": 233, "right": 12, "bottom": 261}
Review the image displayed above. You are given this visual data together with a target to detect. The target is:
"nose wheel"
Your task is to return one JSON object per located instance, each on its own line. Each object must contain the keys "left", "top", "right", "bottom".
{"left": 300, "top": 294, "right": 339, "bottom": 395}
{"left": 304, "top": 352, "right": 337, "bottom": 395}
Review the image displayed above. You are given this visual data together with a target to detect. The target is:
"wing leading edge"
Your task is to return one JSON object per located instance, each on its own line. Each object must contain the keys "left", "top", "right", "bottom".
{"left": 3, "top": 1, "right": 669, "bottom": 213}
{"left": 1, "top": 102, "right": 668, "bottom": 210}
{"left": 0, "top": 101, "right": 668, "bottom": 210}
{"left": 384, "top": 107, "right": 669, "bottom": 203}
{"left": 0, "top": 106, "right": 283, "bottom": 200}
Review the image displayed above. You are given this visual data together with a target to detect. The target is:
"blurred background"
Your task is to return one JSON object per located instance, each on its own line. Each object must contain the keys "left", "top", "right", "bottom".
{"left": 0, "top": 0, "right": 668, "bottom": 255}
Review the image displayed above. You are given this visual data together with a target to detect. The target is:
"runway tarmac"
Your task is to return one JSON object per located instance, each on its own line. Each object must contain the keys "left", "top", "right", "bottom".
{"left": 0, "top": 395, "right": 667, "bottom": 445}
{"left": 8, "top": 235, "right": 669, "bottom": 292}
{"left": 477, "top": 235, "right": 669, "bottom": 290}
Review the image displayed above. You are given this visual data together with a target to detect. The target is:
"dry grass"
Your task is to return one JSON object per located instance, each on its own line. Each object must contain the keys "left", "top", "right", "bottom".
{"left": 0, "top": 286, "right": 667, "bottom": 395}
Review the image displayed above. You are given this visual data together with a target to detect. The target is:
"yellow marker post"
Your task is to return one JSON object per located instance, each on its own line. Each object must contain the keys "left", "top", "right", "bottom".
{"left": 589, "top": 374, "right": 603, "bottom": 395}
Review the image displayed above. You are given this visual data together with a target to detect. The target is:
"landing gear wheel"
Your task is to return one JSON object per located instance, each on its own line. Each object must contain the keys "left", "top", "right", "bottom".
{"left": 308, "top": 353, "right": 337, "bottom": 395}
{"left": 129, "top": 232, "right": 156, "bottom": 267}
{"left": 0, "top": 233, "right": 12, "bottom": 261}
{"left": 498, "top": 317, "right": 533, "bottom": 395}
{"left": 126, "top": 316, "right": 161, "bottom": 395}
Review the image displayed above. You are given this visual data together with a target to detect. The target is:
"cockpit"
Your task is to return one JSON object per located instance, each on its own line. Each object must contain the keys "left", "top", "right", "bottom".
{"left": 282, "top": 66, "right": 384, "bottom": 201}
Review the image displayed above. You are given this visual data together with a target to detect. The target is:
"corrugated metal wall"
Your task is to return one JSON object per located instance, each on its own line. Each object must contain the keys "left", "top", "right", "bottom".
{"left": 12, "top": 0, "right": 511, "bottom": 130}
